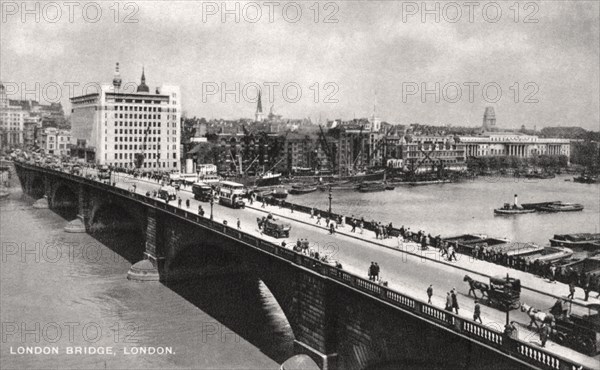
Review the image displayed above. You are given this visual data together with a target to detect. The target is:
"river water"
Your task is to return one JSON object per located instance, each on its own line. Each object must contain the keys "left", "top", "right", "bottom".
{"left": 295, "top": 175, "right": 600, "bottom": 247}
{"left": 0, "top": 173, "right": 290, "bottom": 369}
{"left": 1, "top": 172, "right": 598, "bottom": 369}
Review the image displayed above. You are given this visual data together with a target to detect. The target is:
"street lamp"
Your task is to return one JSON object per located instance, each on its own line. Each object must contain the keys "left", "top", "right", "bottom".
{"left": 505, "top": 273, "right": 511, "bottom": 326}
{"left": 328, "top": 185, "right": 332, "bottom": 216}
{"left": 210, "top": 190, "right": 214, "bottom": 220}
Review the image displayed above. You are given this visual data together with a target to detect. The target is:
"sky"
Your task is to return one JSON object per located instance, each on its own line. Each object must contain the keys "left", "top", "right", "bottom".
{"left": 1, "top": 0, "right": 599, "bottom": 130}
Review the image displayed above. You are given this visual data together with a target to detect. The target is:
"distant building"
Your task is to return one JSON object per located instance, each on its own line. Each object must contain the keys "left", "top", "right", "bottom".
{"left": 482, "top": 106, "right": 496, "bottom": 131}
{"left": 460, "top": 107, "right": 571, "bottom": 161}
{"left": 255, "top": 91, "right": 264, "bottom": 122}
{"left": 460, "top": 132, "right": 570, "bottom": 159}
{"left": 0, "top": 83, "right": 26, "bottom": 148}
{"left": 383, "top": 133, "right": 467, "bottom": 173}
{"left": 23, "top": 116, "right": 41, "bottom": 148}
{"left": 39, "top": 127, "right": 72, "bottom": 156}
{"left": 70, "top": 63, "right": 181, "bottom": 170}
{"left": 284, "top": 133, "right": 330, "bottom": 172}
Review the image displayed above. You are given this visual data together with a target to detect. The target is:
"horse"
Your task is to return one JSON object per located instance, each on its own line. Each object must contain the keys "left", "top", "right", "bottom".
{"left": 520, "top": 303, "right": 555, "bottom": 330}
{"left": 463, "top": 275, "right": 489, "bottom": 299}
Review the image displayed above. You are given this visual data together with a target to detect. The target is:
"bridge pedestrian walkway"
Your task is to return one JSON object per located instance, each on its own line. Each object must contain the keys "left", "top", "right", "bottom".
{"left": 108, "top": 173, "right": 599, "bottom": 366}
{"left": 244, "top": 200, "right": 600, "bottom": 307}
{"left": 112, "top": 172, "right": 600, "bottom": 306}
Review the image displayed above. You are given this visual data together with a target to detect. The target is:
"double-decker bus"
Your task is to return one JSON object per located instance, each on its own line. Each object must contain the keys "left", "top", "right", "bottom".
{"left": 218, "top": 181, "right": 245, "bottom": 209}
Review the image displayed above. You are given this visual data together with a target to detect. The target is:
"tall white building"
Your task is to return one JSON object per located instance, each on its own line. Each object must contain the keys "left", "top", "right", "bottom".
{"left": 0, "top": 82, "right": 26, "bottom": 148}
{"left": 70, "top": 63, "right": 181, "bottom": 171}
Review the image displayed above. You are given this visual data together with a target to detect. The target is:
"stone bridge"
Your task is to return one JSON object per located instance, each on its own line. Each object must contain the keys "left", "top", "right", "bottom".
{"left": 13, "top": 162, "right": 589, "bottom": 370}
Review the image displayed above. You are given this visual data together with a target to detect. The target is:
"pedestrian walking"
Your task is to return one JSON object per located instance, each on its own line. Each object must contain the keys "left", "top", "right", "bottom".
{"left": 178, "top": 197, "right": 182, "bottom": 207}
{"left": 473, "top": 300, "right": 482, "bottom": 323}
{"left": 568, "top": 282, "right": 575, "bottom": 300}
{"left": 350, "top": 218, "right": 356, "bottom": 232}
{"left": 451, "top": 288, "right": 459, "bottom": 314}
{"left": 316, "top": 214, "right": 322, "bottom": 225}
{"left": 448, "top": 244, "right": 457, "bottom": 261}
{"left": 583, "top": 274, "right": 591, "bottom": 301}
{"left": 198, "top": 205, "right": 204, "bottom": 216}
{"left": 310, "top": 208, "right": 314, "bottom": 218}
{"left": 540, "top": 323, "right": 551, "bottom": 348}
{"left": 426, "top": 284, "right": 433, "bottom": 304}
{"left": 368, "top": 262, "right": 374, "bottom": 281}
{"left": 359, "top": 221, "right": 364, "bottom": 234}
{"left": 186, "top": 198, "right": 190, "bottom": 208}
{"left": 549, "top": 264, "right": 557, "bottom": 282}
{"left": 445, "top": 292, "right": 453, "bottom": 311}
{"left": 374, "top": 263, "right": 380, "bottom": 281}
{"left": 237, "top": 218, "right": 241, "bottom": 230}
{"left": 262, "top": 199, "right": 266, "bottom": 208}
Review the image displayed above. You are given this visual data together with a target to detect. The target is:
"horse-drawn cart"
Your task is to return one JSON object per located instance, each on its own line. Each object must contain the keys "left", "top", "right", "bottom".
{"left": 464, "top": 274, "right": 521, "bottom": 310}
{"left": 551, "top": 301, "right": 600, "bottom": 356}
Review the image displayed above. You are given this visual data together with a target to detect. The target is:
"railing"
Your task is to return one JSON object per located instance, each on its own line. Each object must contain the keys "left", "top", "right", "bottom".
{"left": 13, "top": 161, "right": 590, "bottom": 370}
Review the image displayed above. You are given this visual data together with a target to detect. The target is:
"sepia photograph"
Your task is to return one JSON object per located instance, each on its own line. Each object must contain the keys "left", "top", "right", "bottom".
{"left": 1, "top": 1, "right": 599, "bottom": 369}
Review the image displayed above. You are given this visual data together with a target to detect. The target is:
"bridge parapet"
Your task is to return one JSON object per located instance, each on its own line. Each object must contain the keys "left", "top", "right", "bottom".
{"left": 12, "top": 161, "right": 592, "bottom": 370}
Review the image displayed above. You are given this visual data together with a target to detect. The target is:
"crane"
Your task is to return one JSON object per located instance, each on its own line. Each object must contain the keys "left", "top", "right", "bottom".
{"left": 318, "top": 124, "right": 336, "bottom": 173}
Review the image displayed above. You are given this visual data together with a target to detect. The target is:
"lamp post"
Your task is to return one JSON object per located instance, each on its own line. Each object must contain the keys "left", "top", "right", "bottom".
{"left": 210, "top": 190, "right": 214, "bottom": 220}
{"left": 505, "top": 273, "right": 511, "bottom": 326}
{"left": 328, "top": 185, "right": 332, "bottom": 216}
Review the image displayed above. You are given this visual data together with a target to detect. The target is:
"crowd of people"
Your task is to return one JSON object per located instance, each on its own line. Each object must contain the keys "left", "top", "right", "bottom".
{"left": 468, "top": 244, "right": 600, "bottom": 301}
{"left": 260, "top": 195, "right": 600, "bottom": 302}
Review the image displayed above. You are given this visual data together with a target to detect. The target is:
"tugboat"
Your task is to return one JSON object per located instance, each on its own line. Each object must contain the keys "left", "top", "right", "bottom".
{"left": 494, "top": 194, "right": 536, "bottom": 215}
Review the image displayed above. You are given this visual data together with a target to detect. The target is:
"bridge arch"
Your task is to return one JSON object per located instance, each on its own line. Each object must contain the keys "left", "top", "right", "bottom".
{"left": 88, "top": 200, "right": 146, "bottom": 263}
{"left": 52, "top": 184, "right": 78, "bottom": 209}
{"left": 161, "top": 221, "right": 298, "bottom": 362}
{"left": 30, "top": 176, "right": 45, "bottom": 199}
{"left": 89, "top": 200, "right": 144, "bottom": 233}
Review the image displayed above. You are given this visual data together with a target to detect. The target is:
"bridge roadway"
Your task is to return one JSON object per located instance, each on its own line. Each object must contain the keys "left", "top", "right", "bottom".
{"left": 89, "top": 170, "right": 599, "bottom": 367}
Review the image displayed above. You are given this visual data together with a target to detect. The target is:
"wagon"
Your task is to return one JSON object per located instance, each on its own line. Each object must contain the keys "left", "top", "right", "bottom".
{"left": 258, "top": 217, "right": 291, "bottom": 238}
{"left": 487, "top": 275, "right": 521, "bottom": 310}
{"left": 552, "top": 302, "right": 600, "bottom": 355}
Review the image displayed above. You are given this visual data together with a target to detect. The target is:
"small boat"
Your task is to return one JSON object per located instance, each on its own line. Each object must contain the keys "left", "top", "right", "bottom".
{"left": 520, "top": 246, "right": 574, "bottom": 264}
{"left": 524, "top": 171, "right": 555, "bottom": 179}
{"left": 256, "top": 171, "right": 282, "bottom": 187}
{"left": 538, "top": 202, "right": 584, "bottom": 212}
{"left": 318, "top": 182, "right": 358, "bottom": 191}
{"left": 573, "top": 174, "right": 600, "bottom": 184}
{"left": 289, "top": 184, "right": 318, "bottom": 195}
{"left": 405, "top": 179, "right": 452, "bottom": 186}
{"left": 357, "top": 182, "right": 386, "bottom": 193}
{"left": 271, "top": 186, "right": 288, "bottom": 199}
{"left": 550, "top": 233, "right": 600, "bottom": 252}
